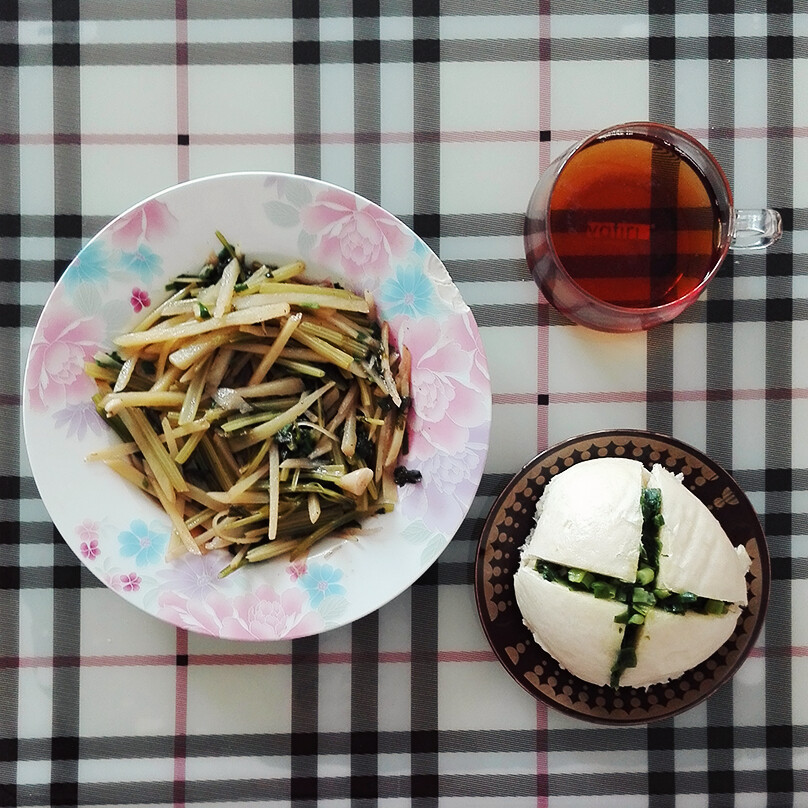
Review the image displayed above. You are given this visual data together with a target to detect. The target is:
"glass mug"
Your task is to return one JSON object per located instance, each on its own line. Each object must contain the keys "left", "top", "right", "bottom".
{"left": 524, "top": 122, "right": 783, "bottom": 332}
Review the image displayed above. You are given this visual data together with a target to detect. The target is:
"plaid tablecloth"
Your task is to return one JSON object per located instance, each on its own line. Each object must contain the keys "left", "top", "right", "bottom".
{"left": 3, "top": 1, "right": 806, "bottom": 806}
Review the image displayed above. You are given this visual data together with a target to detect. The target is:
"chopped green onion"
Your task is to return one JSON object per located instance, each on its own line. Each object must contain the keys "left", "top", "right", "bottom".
{"left": 592, "top": 580, "right": 618, "bottom": 600}
{"left": 632, "top": 587, "right": 657, "bottom": 606}
{"left": 635, "top": 566, "right": 655, "bottom": 586}
{"left": 567, "top": 568, "right": 595, "bottom": 588}
{"left": 705, "top": 599, "right": 729, "bottom": 615}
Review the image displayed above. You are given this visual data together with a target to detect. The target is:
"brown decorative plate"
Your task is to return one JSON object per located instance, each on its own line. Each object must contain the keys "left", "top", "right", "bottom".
{"left": 474, "top": 430, "right": 770, "bottom": 725}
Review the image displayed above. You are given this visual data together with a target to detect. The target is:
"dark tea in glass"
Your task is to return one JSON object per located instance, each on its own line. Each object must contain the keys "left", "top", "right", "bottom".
{"left": 524, "top": 122, "right": 781, "bottom": 332}
{"left": 548, "top": 134, "right": 721, "bottom": 309}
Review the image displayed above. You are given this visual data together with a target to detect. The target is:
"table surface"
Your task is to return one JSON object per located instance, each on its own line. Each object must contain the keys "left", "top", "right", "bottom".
{"left": 3, "top": 2, "right": 807, "bottom": 806}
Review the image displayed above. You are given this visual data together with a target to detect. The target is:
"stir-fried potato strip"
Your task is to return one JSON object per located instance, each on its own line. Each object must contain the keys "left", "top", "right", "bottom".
{"left": 87, "top": 235, "right": 419, "bottom": 577}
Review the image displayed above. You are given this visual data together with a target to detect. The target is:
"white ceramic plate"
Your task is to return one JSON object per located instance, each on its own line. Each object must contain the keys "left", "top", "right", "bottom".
{"left": 23, "top": 172, "right": 492, "bottom": 641}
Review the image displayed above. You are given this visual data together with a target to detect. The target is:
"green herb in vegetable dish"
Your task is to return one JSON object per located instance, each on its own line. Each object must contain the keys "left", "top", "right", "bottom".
{"left": 85, "top": 234, "right": 421, "bottom": 577}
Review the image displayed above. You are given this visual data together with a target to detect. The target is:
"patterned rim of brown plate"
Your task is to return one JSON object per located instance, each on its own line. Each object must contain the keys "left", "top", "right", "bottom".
{"left": 474, "top": 429, "right": 770, "bottom": 725}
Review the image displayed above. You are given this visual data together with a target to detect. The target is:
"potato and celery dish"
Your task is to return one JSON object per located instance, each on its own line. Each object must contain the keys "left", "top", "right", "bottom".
{"left": 86, "top": 234, "right": 418, "bottom": 577}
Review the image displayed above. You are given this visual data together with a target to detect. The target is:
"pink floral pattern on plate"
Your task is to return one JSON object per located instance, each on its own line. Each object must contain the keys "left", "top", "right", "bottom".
{"left": 22, "top": 172, "right": 491, "bottom": 641}
{"left": 108, "top": 198, "right": 177, "bottom": 252}
{"left": 394, "top": 311, "right": 491, "bottom": 537}
{"left": 25, "top": 306, "right": 102, "bottom": 413}
{"left": 159, "top": 585, "right": 326, "bottom": 641}
{"left": 300, "top": 188, "right": 414, "bottom": 283}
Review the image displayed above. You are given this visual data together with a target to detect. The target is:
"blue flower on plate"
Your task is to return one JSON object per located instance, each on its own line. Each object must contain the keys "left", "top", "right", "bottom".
{"left": 118, "top": 519, "right": 168, "bottom": 567}
{"left": 63, "top": 240, "right": 109, "bottom": 292}
{"left": 378, "top": 263, "right": 436, "bottom": 319}
{"left": 120, "top": 244, "right": 162, "bottom": 283}
{"left": 299, "top": 563, "right": 346, "bottom": 607}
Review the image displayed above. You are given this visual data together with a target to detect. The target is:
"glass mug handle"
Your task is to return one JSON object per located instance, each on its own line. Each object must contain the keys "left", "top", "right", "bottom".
{"left": 731, "top": 208, "right": 783, "bottom": 250}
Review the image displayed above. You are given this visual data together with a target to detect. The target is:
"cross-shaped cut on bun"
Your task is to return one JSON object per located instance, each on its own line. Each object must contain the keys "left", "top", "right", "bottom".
{"left": 514, "top": 457, "right": 751, "bottom": 689}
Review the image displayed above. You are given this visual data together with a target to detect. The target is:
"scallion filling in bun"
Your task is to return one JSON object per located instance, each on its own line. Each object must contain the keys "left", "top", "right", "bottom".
{"left": 514, "top": 457, "right": 751, "bottom": 689}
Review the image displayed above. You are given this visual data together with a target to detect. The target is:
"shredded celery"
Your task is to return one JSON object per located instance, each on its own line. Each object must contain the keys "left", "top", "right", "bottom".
{"left": 86, "top": 234, "right": 420, "bottom": 576}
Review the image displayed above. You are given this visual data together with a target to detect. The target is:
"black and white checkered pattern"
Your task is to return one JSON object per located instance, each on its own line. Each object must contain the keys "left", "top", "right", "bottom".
{"left": 2, "top": 1, "right": 807, "bottom": 805}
